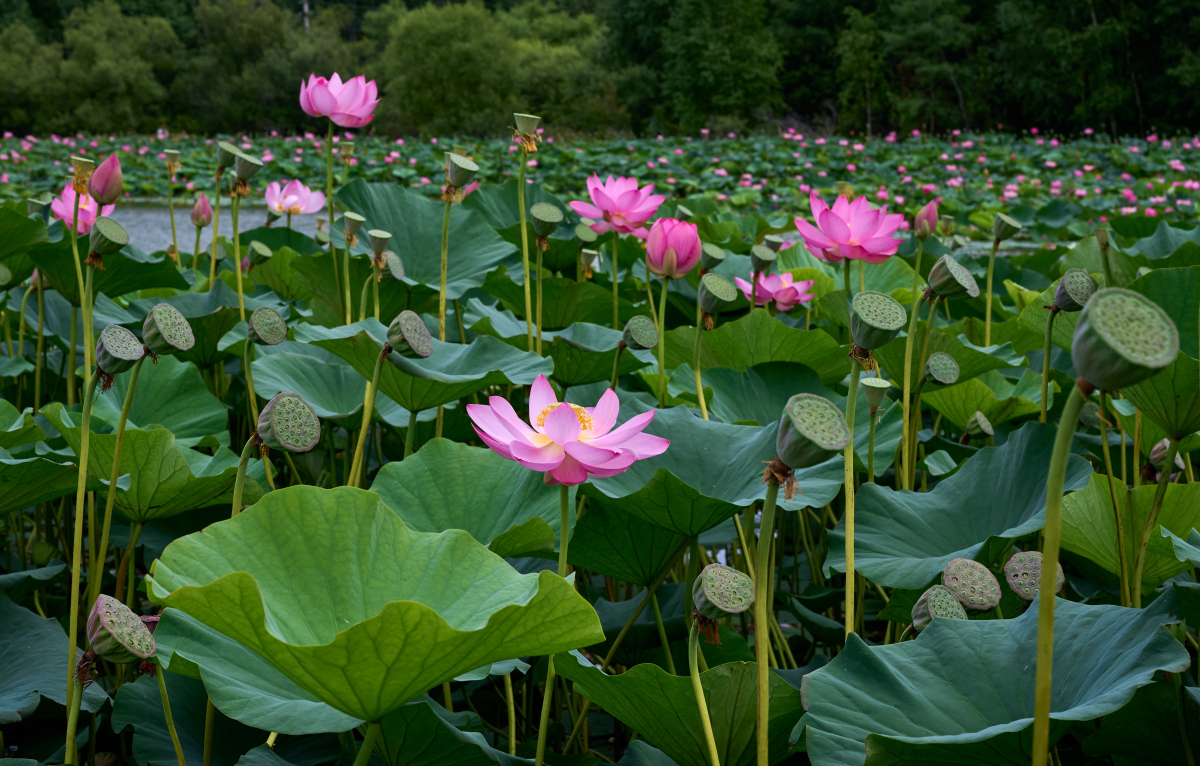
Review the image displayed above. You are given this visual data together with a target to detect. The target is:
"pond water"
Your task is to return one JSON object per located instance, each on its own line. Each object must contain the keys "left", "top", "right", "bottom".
{"left": 107, "top": 205, "right": 320, "bottom": 256}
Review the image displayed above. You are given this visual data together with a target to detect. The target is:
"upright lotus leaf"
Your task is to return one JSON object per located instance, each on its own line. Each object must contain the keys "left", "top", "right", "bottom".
{"left": 0, "top": 400, "right": 43, "bottom": 450}
{"left": 1120, "top": 351, "right": 1200, "bottom": 441}
{"left": 483, "top": 268, "right": 640, "bottom": 329}
{"left": 549, "top": 322, "right": 654, "bottom": 387}
{"left": 297, "top": 319, "right": 552, "bottom": 412}
{"left": 146, "top": 486, "right": 604, "bottom": 721}
{"left": 923, "top": 368, "right": 1046, "bottom": 432}
{"left": 825, "top": 422, "right": 1092, "bottom": 588}
{"left": 555, "top": 652, "right": 804, "bottom": 766}
{"left": 461, "top": 178, "right": 574, "bottom": 230}
{"left": 0, "top": 446, "right": 113, "bottom": 515}
{"left": 369, "top": 438, "right": 572, "bottom": 559}
{"left": 874, "top": 330, "right": 1023, "bottom": 391}
{"left": 567, "top": 502, "right": 688, "bottom": 586}
{"left": 28, "top": 232, "right": 188, "bottom": 305}
{"left": 667, "top": 361, "right": 836, "bottom": 426}
{"left": 375, "top": 697, "right": 533, "bottom": 766}
{"left": 92, "top": 356, "right": 227, "bottom": 447}
{"left": 1082, "top": 683, "right": 1200, "bottom": 766}
{"left": 795, "top": 596, "right": 1188, "bottom": 766}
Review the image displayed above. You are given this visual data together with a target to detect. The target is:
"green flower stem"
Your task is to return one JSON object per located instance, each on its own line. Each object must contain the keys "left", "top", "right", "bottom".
{"left": 68, "top": 306, "right": 77, "bottom": 407}
{"left": 244, "top": 343, "right": 259, "bottom": 422}
{"left": 1040, "top": 311, "right": 1056, "bottom": 423}
{"left": 64, "top": 372, "right": 99, "bottom": 715}
{"left": 439, "top": 199, "right": 452, "bottom": 342}
{"left": 533, "top": 654, "right": 556, "bottom": 766}
{"left": 867, "top": 408, "right": 877, "bottom": 484}
{"left": 689, "top": 621, "right": 721, "bottom": 766}
{"left": 917, "top": 297, "right": 939, "bottom": 378}
{"left": 192, "top": 226, "right": 203, "bottom": 273}
{"left": 358, "top": 273, "right": 373, "bottom": 323}
{"left": 351, "top": 721, "right": 380, "bottom": 766}
{"left": 558, "top": 484, "right": 570, "bottom": 577}
{"left": 900, "top": 292, "right": 928, "bottom": 490}
{"left": 610, "top": 344, "right": 625, "bottom": 391}
{"left": 343, "top": 244, "right": 353, "bottom": 326}
{"left": 843, "top": 361, "right": 862, "bottom": 638}
{"left": 373, "top": 265, "right": 381, "bottom": 322}
{"left": 231, "top": 193, "right": 245, "bottom": 322}
{"left": 203, "top": 698, "right": 216, "bottom": 766}
{"left": 68, "top": 193, "right": 90, "bottom": 372}
{"left": 909, "top": 239, "right": 925, "bottom": 313}
{"left": 843, "top": 258, "right": 852, "bottom": 298}
{"left": 1131, "top": 438, "right": 1179, "bottom": 607}
{"left": 208, "top": 170, "right": 223, "bottom": 292}
{"left": 35, "top": 285, "right": 44, "bottom": 412}
{"left": 650, "top": 592, "right": 676, "bottom": 675}
{"left": 985, "top": 237, "right": 999, "bottom": 347}
{"left": 536, "top": 242, "right": 545, "bottom": 355}
{"left": 611, "top": 231, "right": 621, "bottom": 330}
{"left": 114, "top": 521, "right": 143, "bottom": 608}
{"left": 167, "top": 174, "right": 179, "bottom": 259}
{"left": 1031, "top": 382, "right": 1089, "bottom": 766}
{"left": 325, "top": 121, "right": 342, "bottom": 313}
{"left": 153, "top": 657, "right": 187, "bottom": 766}
{"left": 64, "top": 673, "right": 83, "bottom": 764}
{"left": 518, "top": 156, "right": 533, "bottom": 351}
{"left": 694, "top": 297, "right": 708, "bottom": 420}
{"left": 686, "top": 536, "right": 700, "bottom": 625}
{"left": 230, "top": 438, "right": 258, "bottom": 517}
{"left": 657, "top": 278, "right": 669, "bottom": 406}
{"left": 755, "top": 479, "right": 779, "bottom": 766}
{"left": 1097, "top": 391, "right": 1130, "bottom": 607}
{"left": 404, "top": 409, "right": 417, "bottom": 458}
{"left": 17, "top": 284, "right": 32, "bottom": 361}
{"left": 504, "top": 672, "right": 518, "bottom": 755}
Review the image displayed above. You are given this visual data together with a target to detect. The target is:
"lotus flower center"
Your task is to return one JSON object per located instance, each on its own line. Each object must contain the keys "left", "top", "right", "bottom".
{"left": 535, "top": 403, "right": 593, "bottom": 432}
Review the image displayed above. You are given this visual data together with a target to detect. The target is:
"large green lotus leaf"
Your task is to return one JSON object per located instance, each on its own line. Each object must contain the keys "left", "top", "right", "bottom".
{"left": 0, "top": 559, "right": 67, "bottom": 600}
{"left": 461, "top": 178, "right": 575, "bottom": 231}
{"left": 28, "top": 235, "right": 188, "bottom": 305}
{"left": 795, "top": 596, "right": 1188, "bottom": 766}
{"left": 240, "top": 226, "right": 323, "bottom": 256}
{"left": 0, "top": 400, "right": 43, "bottom": 450}
{"left": 1082, "top": 681, "right": 1200, "bottom": 766}
{"left": 0, "top": 591, "right": 109, "bottom": 723}
{"left": 583, "top": 405, "right": 843, "bottom": 535}
{"left": 298, "top": 319, "right": 553, "bottom": 412}
{"left": 548, "top": 321, "right": 654, "bottom": 387}
{"left": 376, "top": 696, "right": 532, "bottom": 766}
{"left": 1121, "top": 351, "right": 1200, "bottom": 441}
{"left": 155, "top": 608, "right": 362, "bottom": 735}
{"left": 875, "top": 329, "right": 1025, "bottom": 391}
{"left": 18, "top": 287, "right": 137, "bottom": 351}
{"left": 252, "top": 343, "right": 367, "bottom": 420}
{"left": 287, "top": 248, "right": 409, "bottom": 328}
{"left": 146, "top": 486, "right": 604, "bottom": 721}
{"left": 567, "top": 502, "right": 688, "bottom": 586}
{"left": 93, "top": 356, "right": 228, "bottom": 446}
{"left": 483, "top": 268, "right": 640, "bottom": 329}
{"left": 495, "top": 221, "right": 582, "bottom": 273}
{"left": 618, "top": 742, "right": 683, "bottom": 765}
{"left": 335, "top": 180, "right": 516, "bottom": 300}
{"left": 236, "top": 737, "right": 344, "bottom": 766}
{"left": 666, "top": 361, "right": 836, "bottom": 426}
{"left": 824, "top": 422, "right": 1093, "bottom": 588}
{"left": 0, "top": 205, "right": 48, "bottom": 263}
{"left": 370, "top": 438, "right": 571, "bottom": 559}
{"left": 1149, "top": 526, "right": 1200, "bottom": 569}
{"left": 555, "top": 652, "right": 804, "bottom": 766}
{"left": 464, "top": 297, "right": 552, "bottom": 350}
{"left": 922, "top": 368, "right": 1045, "bottom": 432}
{"left": 1109, "top": 398, "right": 1200, "bottom": 458}
{"left": 1125, "top": 265, "right": 1200, "bottom": 359}
{"left": 0, "top": 446, "right": 113, "bottom": 515}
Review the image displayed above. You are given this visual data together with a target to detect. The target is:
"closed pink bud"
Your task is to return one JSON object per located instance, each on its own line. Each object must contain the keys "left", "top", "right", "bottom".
{"left": 914, "top": 200, "right": 938, "bottom": 240}
{"left": 645, "top": 218, "right": 701, "bottom": 279}
{"left": 191, "top": 194, "right": 213, "bottom": 227}
{"left": 88, "top": 155, "right": 123, "bottom": 206}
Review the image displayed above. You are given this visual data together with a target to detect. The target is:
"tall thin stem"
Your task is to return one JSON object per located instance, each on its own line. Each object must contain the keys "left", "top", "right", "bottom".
{"left": 358, "top": 274, "right": 373, "bottom": 323}
{"left": 64, "top": 373, "right": 99, "bottom": 715}
{"left": 650, "top": 593, "right": 676, "bottom": 674}
{"left": 343, "top": 243, "right": 353, "bottom": 326}
{"left": 536, "top": 241, "right": 545, "bottom": 355}
{"left": 65, "top": 673, "right": 83, "bottom": 764}
{"left": 867, "top": 409, "right": 877, "bottom": 484}
{"left": 689, "top": 622, "right": 722, "bottom": 766}
{"left": 154, "top": 658, "right": 187, "bottom": 765}
{"left": 351, "top": 722, "right": 380, "bottom": 766}
{"left": 68, "top": 194, "right": 90, "bottom": 372}
{"left": 34, "top": 284, "right": 43, "bottom": 412}
{"left": 373, "top": 264, "right": 381, "bottom": 322}
{"left": 755, "top": 480, "right": 779, "bottom": 766}
{"left": 68, "top": 306, "right": 77, "bottom": 407}
{"left": 1041, "top": 311, "right": 1056, "bottom": 423}
{"left": 167, "top": 173, "right": 179, "bottom": 261}
{"left": 900, "top": 293, "right": 927, "bottom": 490}
{"left": 404, "top": 409, "right": 417, "bottom": 458}
{"left": 533, "top": 654, "right": 556, "bottom": 766}
{"left": 694, "top": 296, "right": 708, "bottom": 420}
{"left": 231, "top": 194, "right": 245, "bottom": 322}
{"left": 558, "top": 484, "right": 570, "bottom": 577}
{"left": 439, "top": 200, "right": 452, "bottom": 341}
{"left": 504, "top": 672, "right": 518, "bottom": 755}
{"left": 610, "top": 345, "right": 625, "bottom": 391}
{"left": 909, "top": 239, "right": 925, "bottom": 313}
{"left": 843, "top": 259, "right": 852, "bottom": 298}
{"left": 843, "top": 362, "right": 862, "bottom": 637}
{"left": 349, "top": 352, "right": 385, "bottom": 488}
{"left": 325, "top": 121, "right": 341, "bottom": 312}
{"left": 114, "top": 521, "right": 143, "bottom": 608}
{"left": 208, "top": 171, "right": 222, "bottom": 292}
{"left": 657, "top": 278, "right": 669, "bottom": 406}
{"left": 230, "top": 438, "right": 258, "bottom": 517}
{"left": 518, "top": 157, "right": 533, "bottom": 351}
{"left": 611, "top": 231, "right": 620, "bottom": 330}
{"left": 203, "top": 698, "right": 216, "bottom": 766}
{"left": 985, "top": 238, "right": 999, "bottom": 347}
{"left": 1097, "top": 391, "right": 1130, "bottom": 607}
{"left": 1131, "top": 438, "right": 1179, "bottom": 607}
{"left": 192, "top": 226, "right": 203, "bottom": 273}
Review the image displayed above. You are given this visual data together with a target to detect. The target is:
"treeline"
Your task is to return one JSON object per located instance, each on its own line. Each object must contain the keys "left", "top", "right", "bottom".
{"left": 0, "top": 0, "right": 1197, "bottom": 137}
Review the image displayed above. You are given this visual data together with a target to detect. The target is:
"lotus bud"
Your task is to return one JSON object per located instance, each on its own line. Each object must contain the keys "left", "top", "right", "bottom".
{"left": 87, "top": 594, "right": 156, "bottom": 664}
{"left": 96, "top": 325, "right": 145, "bottom": 377}
{"left": 241, "top": 256, "right": 251, "bottom": 274}
{"left": 575, "top": 223, "right": 598, "bottom": 243}
{"left": 1054, "top": 268, "right": 1097, "bottom": 313}
{"left": 700, "top": 242, "right": 726, "bottom": 270}
{"left": 32, "top": 540, "right": 57, "bottom": 566}
{"left": 343, "top": 211, "right": 366, "bottom": 239}
{"left": 342, "top": 141, "right": 355, "bottom": 158}
{"left": 763, "top": 234, "right": 787, "bottom": 252}
{"left": 992, "top": 213, "right": 1022, "bottom": 241}
{"left": 216, "top": 141, "right": 240, "bottom": 169}
{"left": 446, "top": 153, "right": 479, "bottom": 189}
{"left": 191, "top": 194, "right": 213, "bottom": 228}
{"left": 247, "top": 306, "right": 288, "bottom": 346}
{"left": 927, "top": 254, "right": 979, "bottom": 300}
{"left": 749, "top": 244, "right": 776, "bottom": 275}
{"left": 698, "top": 273, "right": 737, "bottom": 315}
{"left": 924, "top": 352, "right": 960, "bottom": 385}
{"left": 942, "top": 558, "right": 1002, "bottom": 610}
{"left": 88, "top": 155, "right": 123, "bottom": 206}
{"left": 692, "top": 563, "right": 754, "bottom": 621}
{"left": 247, "top": 240, "right": 272, "bottom": 266}
{"left": 914, "top": 201, "right": 938, "bottom": 240}
{"left": 257, "top": 392, "right": 321, "bottom": 453}
{"left": 1071, "top": 288, "right": 1178, "bottom": 390}
{"left": 88, "top": 217, "right": 129, "bottom": 259}
{"left": 911, "top": 585, "right": 968, "bottom": 632}
{"left": 1004, "top": 551, "right": 1064, "bottom": 601}
{"left": 777, "top": 394, "right": 852, "bottom": 470}
{"left": 368, "top": 229, "right": 392, "bottom": 255}
{"left": 234, "top": 154, "right": 263, "bottom": 182}
{"left": 530, "top": 203, "right": 563, "bottom": 239}
{"left": 381, "top": 252, "right": 405, "bottom": 281}
{"left": 966, "top": 410, "right": 993, "bottom": 437}
{"left": 1149, "top": 438, "right": 1186, "bottom": 472}
{"left": 387, "top": 310, "right": 434, "bottom": 359}
{"left": 142, "top": 303, "right": 195, "bottom": 359}
{"left": 850, "top": 291, "right": 906, "bottom": 351}
{"left": 622, "top": 315, "right": 658, "bottom": 350}
{"left": 861, "top": 377, "right": 892, "bottom": 410}
{"left": 514, "top": 113, "right": 541, "bottom": 135}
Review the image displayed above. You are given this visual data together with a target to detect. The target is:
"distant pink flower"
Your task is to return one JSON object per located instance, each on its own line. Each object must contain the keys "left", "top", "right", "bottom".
{"left": 299, "top": 73, "right": 379, "bottom": 128}
{"left": 467, "top": 375, "right": 669, "bottom": 486}
{"left": 569, "top": 175, "right": 665, "bottom": 239}
{"left": 794, "top": 194, "right": 903, "bottom": 265}
{"left": 734, "top": 272, "right": 816, "bottom": 311}
{"left": 264, "top": 179, "right": 326, "bottom": 215}
{"left": 645, "top": 218, "right": 701, "bottom": 279}
{"left": 50, "top": 185, "right": 114, "bottom": 234}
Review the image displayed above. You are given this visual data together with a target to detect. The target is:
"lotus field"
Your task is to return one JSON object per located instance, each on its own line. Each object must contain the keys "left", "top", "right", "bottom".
{"left": 4, "top": 73, "right": 1200, "bottom": 766}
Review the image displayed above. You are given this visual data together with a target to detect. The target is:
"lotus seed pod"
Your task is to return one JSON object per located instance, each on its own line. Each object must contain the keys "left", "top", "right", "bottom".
{"left": 699, "top": 273, "right": 738, "bottom": 315}
{"left": 692, "top": 563, "right": 755, "bottom": 620}
{"left": 1054, "top": 268, "right": 1098, "bottom": 313}
{"left": 700, "top": 242, "right": 726, "bottom": 270}
{"left": 341, "top": 211, "right": 366, "bottom": 240}
{"left": 247, "top": 306, "right": 287, "bottom": 346}
{"left": 234, "top": 153, "right": 263, "bottom": 182}
{"left": 216, "top": 141, "right": 240, "bottom": 169}
{"left": 1004, "top": 550, "right": 1064, "bottom": 601}
{"left": 247, "top": 240, "right": 272, "bottom": 266}
{"left": 446, "top": 153, "right": 479, "bottom": 188}
{"left": 164, "top": 149, "right": 180, "bottom": 164}
{"left": 927, "top": 254, "right": 980, "bottom": 300}
{"left": 924, "top": 352, "right": 960, "bottom": 386}
{"left": 382, "top": 252, "right": 405, "bottom": 281}
{"left": 942, "top": 558, "right": 1002, "bottom": 610}
{"left": 749, "top": 244, "right": 777, "bottom": 274}
{"left": 575, "top": 223, "right": 598, "bottom": 243}
{"left": 32, "top": 540, "right": 57, "bottom": 566}
{"left": 87, "top": 594, "right": 156, "bottom": 664}
{"left": 95, "top": 324, "right": 145, "bottom": 376}
{"left": 763, "top": 234, "right": 787, "bottom": 252}
{"left": 142, "top": 303, "right": 195, "bottom": 357}
{"left": 777, "top": 394, "right": 852, "bottom": 470}
{"left": 861, "top": 377, "right": 892, "bottom": 410}
{"left": 966, "top": 410, "right": 993, "bottom": 437}
{"left": 1078, "top": 401, "right": 1103, "bottom": 429}
{"left": 530, "top": 202, "right": 563, "bottom": 238}
{"left": 514, "top": 113, "right": 541, "bottom": 134}
{"left": 911, "top": 585, "right": 968, "bottom": 632}
{"left": 992, "top": 213, "right": 1023, "bottom": 241}
{"left": 1071, "top": 288, "right": 1178, "bottom": 390}
{"left": 257, "top": 392, "right": 321, "bottom": 453}
{"left": 88, "top": 217, "right": 129, "bottom": 257}
{"left": 387, "top": 310, "right": 434, "bottom": 359}
{"left": 622, "top": 315, "right": 658, "bottom": 350}
{"left": 850, "top": 290, "right": 906, "bottom": 351}
{"left": 70, "top": 155, "right": 95, "bottom": 178}
{"left": 368, "top": 229, "right": 391, "bottom": 255}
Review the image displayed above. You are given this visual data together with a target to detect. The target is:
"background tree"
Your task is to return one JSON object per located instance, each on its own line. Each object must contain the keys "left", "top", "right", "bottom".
{"left": 836, "top": 7, "right": 885, "bottom": 136}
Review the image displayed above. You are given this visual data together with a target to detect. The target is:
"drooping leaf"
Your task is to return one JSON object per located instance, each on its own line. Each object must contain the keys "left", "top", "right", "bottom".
{"left": 28, "top": 236, "right": 188, "bottom": 305}
{"left": 0, "top": 560, "right": 67, "bottom": 600}
{"left": 568, "top": 503, "right": 688, "bottom": 586}
{"left": 0, "top": 400, "right": 43, "bottom": 450}
{"left": 375, "top": 696, "right": 533, "bottom": 766}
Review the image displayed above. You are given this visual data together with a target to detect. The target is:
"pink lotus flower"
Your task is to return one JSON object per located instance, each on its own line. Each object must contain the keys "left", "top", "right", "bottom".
{"left": 569, "top": 175, "right": 665, "bottom": 239}
{"left": 467, "top": 375, "right": 669, "bottom": 486}
{"left": 645, "top": 218, "right": 701, "bottom": 279}
{"left": 795, "top": 193, "right": 903, "bottom": 265}
{"left": 191, "top": 193, "right": 212, "bottom": 227}
{"left": 299, "top": 73, "right": 379, "bottom": 128}
{"left": 734, "top": 272, "right": 816, "bottom": 311}
{"left": 264, "top": 179, "right": 326, "bottom": 216}
{"left": 88, "top": 154, "right": 122, "bottom": 205}
{"left": 50, "top": 185, "right": 114, "bottom": 234}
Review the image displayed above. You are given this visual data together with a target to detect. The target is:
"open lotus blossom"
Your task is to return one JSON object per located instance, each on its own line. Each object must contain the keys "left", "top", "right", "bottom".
{"left": 795, "top": 193, "right": 904, "bottom": 264}
{"left": 468, "top": 375, "right": 669, "bottom": 486}
{"left": 569, "top": 174, "right": 665, "bottom": 239}
{"left": 50, "top": 185, "right": 115, "bottom": 234}
{"left": 299, "top": 73, "right": 379, "bottom": 128}
{"left": 734, "top": 271, "right": 817, "bottom": 311}
{"left": 265, "top": 179, "right": 326, "bottom": 216}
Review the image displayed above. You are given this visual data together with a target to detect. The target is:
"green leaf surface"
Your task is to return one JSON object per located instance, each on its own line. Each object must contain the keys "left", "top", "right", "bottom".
{"left": 0, "top": 400, "right": 43, "bottom": 450}
{"left": 666, "top": 361, "right": 836, "bottom": 426}
{"left": 0, "top": 559, "right": 67, "bottom": 600}
{"left": 1125, "top": 265, "right": 1200, "bottom": 359}
{"left": 1082, "top": 681, "right": 1200, "bottom": 766}
{"left": 0, "top": 206, "right": 49, "bottom": 263}
{"left": 874, "top": 330, "right": 1024, "bottom": 391}
{"left": 568, "top": 502, "right": 688, "bottom": 586}
{"left": 376, "top": 696, "right": 533, "bottom": 766}
{"left": 1121, "top": 351, "right": 1200, "bottom": 441}
{"left": 548, "top": 322, "right": 654, "bottom": 387}
{"left": 93, "top": 356, "right": 228, "bottom": 445}
{"left": 922, "top": 369, "right": 1045, "bottom": 432}
{"left": 461, "top": 178, "right": 574, "bottom": 231}
{"left": 28, "top": 236, "right": 188, "bottom": 305}
{"left": 484, "top": 269, "right": 640, "bottom": 329}
{"left": 0, "top": 446, "right": 111, "bottom": 515}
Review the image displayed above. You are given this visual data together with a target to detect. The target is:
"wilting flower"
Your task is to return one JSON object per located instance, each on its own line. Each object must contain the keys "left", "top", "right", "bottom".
{"left": 50, "top": 185, "right": 115, "bottom": 234}
{"left": 191, "top": 193, "right": 212, "bottom": 227}
{"left": 794, "top": 193, "right": 903, "bottom": 264}
{"left": 88, "top": 154, "right": 122, "bottom": 205}
{"left": 645, "top": 218, "right": 701, "bottom": 278}
{"left": 265, "top": 179, "right": 326, "bottom": 216}
{"left": 734, "top": 271, "right": 816, "bottom": 311}
{"left": 299, "top": 73, "right": 379, "bottom": 128}
{"left": 913, "top": 200, "right": 938, "bottom": 240}
{"left": 569, "top": 175, "right": 665, "bottom": 239}
{"left": 468, "top": 375, "right": 669, "bottom": 485}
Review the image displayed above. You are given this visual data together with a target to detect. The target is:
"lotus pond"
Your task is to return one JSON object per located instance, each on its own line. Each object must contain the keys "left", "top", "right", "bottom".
{"left": 3, "top": 92, "right": 1200, "bottom": 766}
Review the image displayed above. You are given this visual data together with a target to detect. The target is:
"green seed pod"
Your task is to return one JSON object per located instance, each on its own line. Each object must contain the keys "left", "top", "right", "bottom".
{"left": 699, "top": 273, "right": 738, "bottom": 315}
{"left": 1054, "top": 268, "right": 1097, "bottom": 313}
{"left": 257, "top": 392, "right": 321, "bottom": 453}
{"left": 992, "top": 213, "right": 1023, "bottom": 242}
{"left": 164, "top": 149, "right": 181, "bottom": 164}
{"left": 343, "top": 211, "right": 366, "bottom": 239}
{"left": 966, "top": 410, "right": 993, "bottom": 437}
{"left": 924, "top": 352, "right": 960, "bottom": 386}
{"left": 387, "top": 310, "right": 433, "bottom": 359}
{"left": 95, "top": 325, "right": 144, "bottom": 375}
{"left": 446, "top": 153, "right": 479, "bottom": 188}
{"left": 247, "top": 240, "right": 272, "bottom": 266}
{"left": 142, "top": 303, "right": 195, "bottom": 358}
{"left": 247, "top": 306, "right": 287, "bottom": 346}
{"left": 32, "top": 540, "right": 57, "bottom": 566}
{"left": 575, "top": 223, "right": 598, "bottom": 243}
{"left": 530, "top": 202, "right": 563, "bottom": 238}
{"left": 622, "top": 315, "right": 658, "bottom": 350}
{"left": 942, "top": 558, "right": 1002, "bottom": 610}
{"left": 927, "top": 255, "right": 979, "bottom": 300}
{"left": 216, "top": 141, "right": 240, "bottom": 169}
{"left": 368, "top": 229, "right": 391, "bottom": 255}
{"left": 234, "top": 153, "right": 263, "bottom": 182}
{"left": 1071, "top": 288, "right": 1178, "bottom": 390}
{"left": 763, "top": 234, "right": 787, "bottom": 252}
{"left": 911, "top": 585, "right": 968, "bottom": 632}
{"left": 514, "top": 113, "right": 541, "bottom": 134}
{"left": 749, "top": 244, "right": 777, "bottom": 274}
{"left": 381, "top": 252, "right": 405, "bottom": 281}
{"left": 861, "top": 377, "right": 892, "bottom": 410}
{"left": 692, "top": 563, "right": 755, "bottom": 620}
{"left": 700, "top": 242, "right": 726, "bottom": 270}
{"left": 1004, "top": 550, "right": 1064, "bottom": 601}
{"left": 87, "top": 594, "right": 155, "bottom": 664}
{"left": 1078, "top": 401, "right": 1103, "bottom": 429}
{"left": 777, "top": 394, "right": 852, "bottom": 470}
{"left": 850, "top": 290, "right": 906, "bottom": 351}
{"left": 88, "top": 217, "right": 129, "bottom": 257}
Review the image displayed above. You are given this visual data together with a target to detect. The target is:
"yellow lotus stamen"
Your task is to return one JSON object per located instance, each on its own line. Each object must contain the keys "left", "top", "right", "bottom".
{"left": 534, "top": 402, "right": 593, "bottom": 432}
